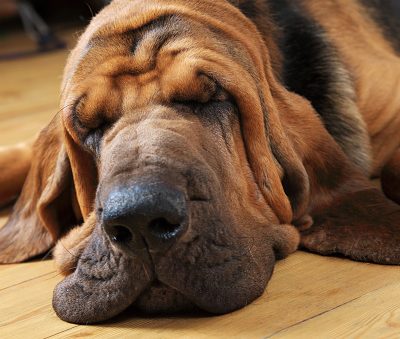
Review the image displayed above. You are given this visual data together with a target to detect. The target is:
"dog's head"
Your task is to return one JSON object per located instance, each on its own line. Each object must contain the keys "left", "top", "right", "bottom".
{"left": 53, "top": 0, "right": 310, "bottom": 322}
{"left": 0, "top": 0, "right": 362, "bottom": 323}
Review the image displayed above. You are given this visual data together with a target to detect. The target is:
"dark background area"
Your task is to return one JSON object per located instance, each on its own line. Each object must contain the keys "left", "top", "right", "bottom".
{"left": 0, "top": 0, "right": 107, "bottom": 29}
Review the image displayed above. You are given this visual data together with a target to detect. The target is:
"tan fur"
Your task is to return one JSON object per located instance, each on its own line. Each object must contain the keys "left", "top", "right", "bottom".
{"left": 0, "top": 0, "right": 399, "bottom": 265}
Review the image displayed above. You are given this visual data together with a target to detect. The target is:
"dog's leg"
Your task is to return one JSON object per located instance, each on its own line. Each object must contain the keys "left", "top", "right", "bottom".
{"left": 381, "top": 149, "right": 400, "bottom": 204}
{"left": 0, "top": 141, "right": 33, "bottom": 207}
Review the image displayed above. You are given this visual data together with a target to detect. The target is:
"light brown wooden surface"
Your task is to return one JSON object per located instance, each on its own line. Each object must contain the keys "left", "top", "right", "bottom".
{"left": 1, "top": 28, "right": 400, "bottom": 339}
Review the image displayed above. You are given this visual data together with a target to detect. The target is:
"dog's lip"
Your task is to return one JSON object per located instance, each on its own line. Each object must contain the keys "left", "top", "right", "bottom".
{"left": 134, "top": 279, "right": 197, "bottom": 314}
{"left": 53, "top": 256, "right": 154, "bottom": 324}
{"left": 188, "top": 195, "right": 211, "bottom": 202}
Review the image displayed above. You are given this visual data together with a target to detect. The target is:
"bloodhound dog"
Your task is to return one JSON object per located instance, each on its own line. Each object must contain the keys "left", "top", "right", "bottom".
{"left": 1, "top": 0, "right": 400, "bottom": 324}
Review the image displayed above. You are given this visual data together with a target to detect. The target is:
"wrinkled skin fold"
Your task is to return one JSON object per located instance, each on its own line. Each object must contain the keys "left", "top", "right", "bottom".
{"left": 53, "top": 226, "right": 154, "bottom": 323}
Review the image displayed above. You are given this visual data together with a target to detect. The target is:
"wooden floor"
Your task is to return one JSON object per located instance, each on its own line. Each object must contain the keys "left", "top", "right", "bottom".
{"left": 1, "top": 29, "right": 400, "bottom": 339}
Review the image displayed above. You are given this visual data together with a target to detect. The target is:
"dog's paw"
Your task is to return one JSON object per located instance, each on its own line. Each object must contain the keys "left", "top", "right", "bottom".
{"left": 300, "top": 189, "right": 400, "bottom": 265}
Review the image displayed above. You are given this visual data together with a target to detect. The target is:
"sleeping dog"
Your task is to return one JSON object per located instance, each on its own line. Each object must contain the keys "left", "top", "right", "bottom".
{"left": 0, "top": 0, "right": 400, "bottom": 324}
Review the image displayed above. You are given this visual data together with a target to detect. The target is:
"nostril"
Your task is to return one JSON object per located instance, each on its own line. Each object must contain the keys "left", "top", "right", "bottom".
{"left": 109, "top": 225, "right": 133, "bottom": 243}
{"left": 102, "top": 183, "right": 188, "bottom": 251}
{"left": 148, "top": 218, "right": 182, "bottom": 241}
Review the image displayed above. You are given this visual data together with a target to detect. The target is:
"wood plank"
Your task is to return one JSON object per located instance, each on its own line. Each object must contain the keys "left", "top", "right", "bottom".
{"left": 0, "top": 260, "right": 56, "bottom": 290}
{"left": 0, "top": 272, "right": 76, "bottom": 339}
{"left": 271, "top": 281, "right": 400, "bottom": 338}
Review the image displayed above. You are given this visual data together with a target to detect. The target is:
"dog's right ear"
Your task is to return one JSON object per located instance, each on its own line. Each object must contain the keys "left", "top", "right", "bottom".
{"left": 0, "top": 116, "right": 81, "bottom": 263}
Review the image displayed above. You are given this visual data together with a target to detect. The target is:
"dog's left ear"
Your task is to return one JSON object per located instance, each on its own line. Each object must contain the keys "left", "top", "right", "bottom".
{"left": 217, "top": 60, "right": 310, "bottom": 225}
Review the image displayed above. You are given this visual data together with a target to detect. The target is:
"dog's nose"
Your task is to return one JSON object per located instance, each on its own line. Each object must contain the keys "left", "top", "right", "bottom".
{"left": 102, "top": 183, "right": 187, "bottom": 253}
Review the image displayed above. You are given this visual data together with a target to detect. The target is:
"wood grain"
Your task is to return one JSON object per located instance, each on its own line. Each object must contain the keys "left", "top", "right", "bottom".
{"left": 273, "top": 281, "right": 400, "bottom": 339}
{"left": 0, "top": 28, "right": 400, "bottom": 339}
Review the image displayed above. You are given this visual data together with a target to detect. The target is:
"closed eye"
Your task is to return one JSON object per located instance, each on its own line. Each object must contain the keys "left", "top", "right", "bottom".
{"left": 171, "top": 76, "right": 233, "bottom": 109}
{"left": 172, "top": 85, "right": 236, "bottom": 118}
{"left": 71, "top": 98, "right": 111, "bottom": 157}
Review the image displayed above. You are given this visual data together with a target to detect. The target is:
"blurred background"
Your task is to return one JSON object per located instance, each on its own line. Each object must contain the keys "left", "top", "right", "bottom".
{"left": 0, "top": 0, "right": 109, "bottom": 146}
{"left": 0, "top": 0, "right": 110, "bottom": 58}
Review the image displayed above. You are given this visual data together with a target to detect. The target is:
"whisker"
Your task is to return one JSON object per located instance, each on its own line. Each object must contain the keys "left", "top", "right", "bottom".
{"left": 58, "top": 239, "right": 80, "bottom": 260}
{"left": 85, "top": 2, "right": 95, "bottom": 18}
{"left": 41, "top": 248, "right": 54, "bottom": 261}
{"left": 142, "top": 262, "right": 151, "bottom": 281}
{"left": 49, "top": 103, "right": 75, "bottom": 123}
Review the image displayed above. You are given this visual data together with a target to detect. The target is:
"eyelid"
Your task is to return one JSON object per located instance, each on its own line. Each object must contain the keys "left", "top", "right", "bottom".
{"left": 71, "top": 107, "right": 89, "bottom": 139}
{"left": 72, "top": 96, "right": 105, "bottom": 133}
{"left": 72, "top": 96, "right": 87, "bottom": 123}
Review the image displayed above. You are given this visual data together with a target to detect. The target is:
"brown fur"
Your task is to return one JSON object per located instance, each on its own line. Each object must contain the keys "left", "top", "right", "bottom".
{"left": 0, "top": 0, "right": 399, "bottom": 324}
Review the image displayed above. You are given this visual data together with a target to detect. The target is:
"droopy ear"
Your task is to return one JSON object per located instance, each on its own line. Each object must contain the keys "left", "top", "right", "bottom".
{"left": 275, "top": 90, "right": 400, "bottom": 264}
{"left": 236, "top": 86, "right": 309, "bottom": 224}
{"left": 0, "top": 117, "right": 81, "bottom": 263}
{"left": 208, "top": 32, "right": 310, "bottom": 224}
{"left": 63, "top": 131, "right": 97, "bottom": 219}
{"left": 259, "top": 81, "right": 311, "bottom": 224}
{"left": 215, "top": 60, "right": 309, "bottom": 225}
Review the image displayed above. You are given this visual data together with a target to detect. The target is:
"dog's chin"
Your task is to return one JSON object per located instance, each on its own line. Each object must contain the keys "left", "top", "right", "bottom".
{"left": 133, "top": 281, "right": 196, "bottom": 314}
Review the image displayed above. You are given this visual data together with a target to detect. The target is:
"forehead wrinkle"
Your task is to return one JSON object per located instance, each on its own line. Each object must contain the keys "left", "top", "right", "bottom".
{"left": 88, "top": 1, "right": 263, "bottom": 76}
{"left": 87, "top": 14, "right": 177, "bottom": 49}
{"left": 133, "top": 28, "right": 180, "bottom": 71}
{"left": 79, "top": 16, "right": 183, "bottom": 81}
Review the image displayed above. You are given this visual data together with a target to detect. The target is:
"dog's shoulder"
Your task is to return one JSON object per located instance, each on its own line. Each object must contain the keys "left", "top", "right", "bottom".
{"left": 236, "top": 0, "right": 372, "bottom": 172}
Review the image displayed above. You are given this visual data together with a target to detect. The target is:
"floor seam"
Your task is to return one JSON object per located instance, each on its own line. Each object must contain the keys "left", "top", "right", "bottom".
{"left": 43, "top": 325, "right": 80, "bottom": 339}
{"left": 0, "top": 271, "right": 56, "bottom": 292}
